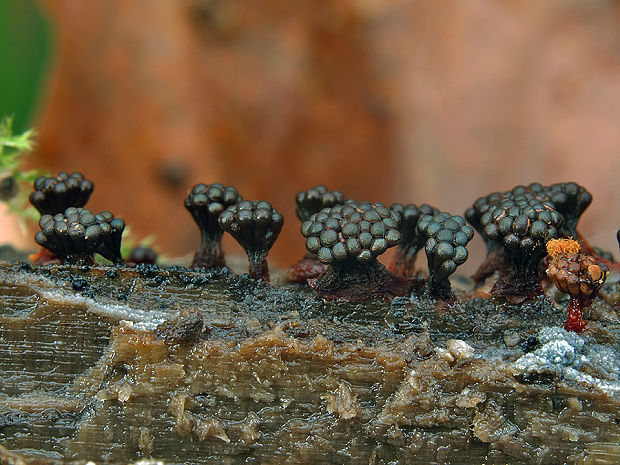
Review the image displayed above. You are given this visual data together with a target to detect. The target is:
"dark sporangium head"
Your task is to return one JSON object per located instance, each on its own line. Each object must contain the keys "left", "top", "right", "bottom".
{"left": 299, "top": 201, "right": 413, "bottom": 301}
{"left": 35, "top": 207, "right": 125, "bottom": 265}
{"left": 469, "top": 188, "right": 565, "bottom": 299}
{"left": 479, "top": 195, "right": 562, "bottom": 269}
{"left": 465, "top": 182, "right": 592, "bottom": 296}
{"left": 301, "top": 201, "right": 401, "bottom": 264}
{"left": 94, "top": 210, "right": 126, "bottom": 264}
{"left": 29, "top": 172, "right": 94, "bottom": 215}
{"left": 295, "top": 185, "right": 346, "bottom": 222}
{"left": 542, "top": 182, "right": 592, "bottom": 237}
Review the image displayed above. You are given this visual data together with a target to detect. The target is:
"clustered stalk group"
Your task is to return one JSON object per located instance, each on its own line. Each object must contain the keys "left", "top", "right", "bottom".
{"left": 29, "top": 174, "right": 618, "bottom": 333}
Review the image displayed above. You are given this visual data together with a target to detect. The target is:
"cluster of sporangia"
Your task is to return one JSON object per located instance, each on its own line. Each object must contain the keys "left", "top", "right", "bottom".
{"left": 184, "top": 184, "right": 283, "bottom": 282}
{"left": 30, "top": 172, "right": 125, "bottom": 265}
{"left": 466, "top": 182, "right": 594, "bottom": 297}
{"left": 545, "top": 239, "right": 608, "bottom": 333}
{"left": 31, "top": 175, "right": 617, "bottom": 332}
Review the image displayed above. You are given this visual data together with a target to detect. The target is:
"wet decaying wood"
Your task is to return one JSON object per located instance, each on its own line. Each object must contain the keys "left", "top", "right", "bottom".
{"left": 0, "top": 261, "right": 619, "bottom": 464}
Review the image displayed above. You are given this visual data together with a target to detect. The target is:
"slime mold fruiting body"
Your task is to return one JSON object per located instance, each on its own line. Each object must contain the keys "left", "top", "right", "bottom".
{"left": 389, "top": 203, "right": 439, "bottom": 277}
{"left": 185, "top": 183, "right": 241, "bottom": 269}
{"left": 546, "top": 239, "right": 608, "bottom": 333}
{"left": 29, "top": 172, "right": 94, "bottom": 215}
{"left": 92, "top": 211, "right": 126, "bottom": 264}
{"left": 541, "top": 182, "right": 591, "bottom": 238}
{"left": 287, "top": 185, "right": 346, "bottom": 283}
{"left": 466, "top": 182, "right": 591, "bottom": 300}
{"left": 35, "top": 207, "right": 125, "bottom": 265}
{"left": 295, "top": 185, "right": 345, "bottom": 223}
{"left": 417, "top": 212, "right": 474, "bottom": 299}
{"left": 301, "top": 201, "right": 411, "bottom": 301}
{"left": 481, "top": 195, "right": 562, "bottom": 298}
{"left": 218, "top": 200, "right": 284, "bottom": 282}
{"left": 127, "top": 246, "right": 158, "bottom": 265}
{"left": 465, "top": 191, "right": 506, "bottom": 284}
{"left": 0, "top": 176, "right": 18, "bottom": 201}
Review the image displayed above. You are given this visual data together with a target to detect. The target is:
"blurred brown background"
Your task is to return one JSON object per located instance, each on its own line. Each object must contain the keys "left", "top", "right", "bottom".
{"left": 3, "top": 0, "right": 620, "bottom": 271}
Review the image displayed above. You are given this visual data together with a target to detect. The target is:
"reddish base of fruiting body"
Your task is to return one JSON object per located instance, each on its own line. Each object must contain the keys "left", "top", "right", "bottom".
{"left": 491, "top": 268, "right": 544, "bottom": 303}
{"left": 30, "top": 247, "right": 59, "bottom": 265}
{"left": 191, "top": 241, "right": 225, "bottom": 270}
{"left": 30, "top": 247, "right": 95, "bottom": 266}
{"left": 308, "top": 260, "right": 414, "bottom": 302}
{"left": 249, "top": 257, "right": 270, "bottom": 283}
{"left": 564, "top": 298, "right": 588, "bottom": 333}
{"left": 428, "top": 278, "right": 455, "bottom": 301}
{"left": 388, "top": 249, "right": 418, "bottom": 278}
{"left": 285, "top": 253, "right": 327, "bottom": 283}
{"left": 472, "top": 247, "right": 505, "bottom": 285}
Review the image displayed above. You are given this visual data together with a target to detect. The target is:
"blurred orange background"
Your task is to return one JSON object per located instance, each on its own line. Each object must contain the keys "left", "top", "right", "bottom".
{"left": 2, "top": 0, "right": 619, "bottom": 272}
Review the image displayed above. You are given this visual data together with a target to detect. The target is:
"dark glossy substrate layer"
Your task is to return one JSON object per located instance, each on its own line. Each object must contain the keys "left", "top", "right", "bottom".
{"left": 0, "top": 261, "right": 618, "bottom": 465}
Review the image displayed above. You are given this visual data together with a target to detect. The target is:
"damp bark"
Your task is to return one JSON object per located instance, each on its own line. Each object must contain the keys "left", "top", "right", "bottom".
{"left": 0, "top": 261, "right": 619, "bottom": 465}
